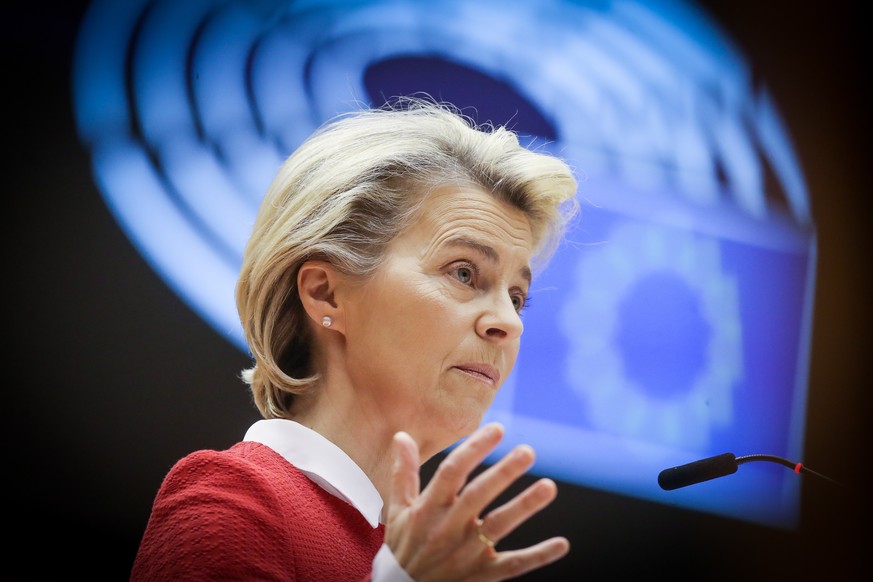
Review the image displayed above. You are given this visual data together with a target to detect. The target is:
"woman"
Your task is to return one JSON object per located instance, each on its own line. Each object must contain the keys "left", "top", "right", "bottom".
{"left": 131, "top": 97, "right": 579, "bottom": 581}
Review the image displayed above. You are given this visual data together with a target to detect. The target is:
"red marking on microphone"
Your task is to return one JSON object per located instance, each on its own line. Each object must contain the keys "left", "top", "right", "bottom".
{"left": 794, "top": 462, "right": 803, "bottom": 474}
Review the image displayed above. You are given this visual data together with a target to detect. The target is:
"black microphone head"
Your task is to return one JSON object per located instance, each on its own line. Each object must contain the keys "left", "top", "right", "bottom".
{"left": 658, "top": 452, "right": 738, "bottom": 490}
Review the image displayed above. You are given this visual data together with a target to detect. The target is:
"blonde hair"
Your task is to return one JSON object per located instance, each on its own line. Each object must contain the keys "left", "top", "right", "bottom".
{"left": 236, "top": 97, "right": 578, "bottom": 418}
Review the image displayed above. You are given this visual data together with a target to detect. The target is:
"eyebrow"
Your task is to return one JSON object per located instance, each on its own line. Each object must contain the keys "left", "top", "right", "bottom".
{"left": 444, "top": 236, "right": 532, "bottom": 285}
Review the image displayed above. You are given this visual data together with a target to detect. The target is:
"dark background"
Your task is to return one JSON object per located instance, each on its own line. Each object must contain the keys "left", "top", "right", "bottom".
{"left": 6, "top": 1, "right": 870, "bottom": 579}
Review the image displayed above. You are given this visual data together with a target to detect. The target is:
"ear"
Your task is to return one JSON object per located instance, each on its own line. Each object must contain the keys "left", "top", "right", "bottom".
{"left": 297, "top": 260, "right": 345, "bottom": 333}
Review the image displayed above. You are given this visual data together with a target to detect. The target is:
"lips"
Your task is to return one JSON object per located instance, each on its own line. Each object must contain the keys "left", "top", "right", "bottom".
{"left": 453, "top": 363, "right": 500, "bottom": 386}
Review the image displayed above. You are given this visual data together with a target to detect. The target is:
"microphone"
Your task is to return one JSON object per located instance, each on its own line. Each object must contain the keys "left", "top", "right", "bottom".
{"left": 658, "top": 452, "right": 838, "bottom": 491}
{"left": 658, "top": 452, "right": 738, "bottom": 490}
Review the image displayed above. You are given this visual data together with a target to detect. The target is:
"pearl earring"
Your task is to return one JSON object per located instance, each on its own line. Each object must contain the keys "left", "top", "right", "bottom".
{"left": 321, "top": 315, "right": 332, "bottom": 327}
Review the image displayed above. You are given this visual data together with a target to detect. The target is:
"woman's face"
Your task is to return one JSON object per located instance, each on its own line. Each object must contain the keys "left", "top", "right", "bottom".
{"left": 338, "top": 184, "right": 534, "bottom": 456}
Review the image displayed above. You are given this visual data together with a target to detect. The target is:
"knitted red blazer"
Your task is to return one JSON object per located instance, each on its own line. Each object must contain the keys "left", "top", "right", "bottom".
{"left": 131, "top": 441, "right": 385, "bottom": 581}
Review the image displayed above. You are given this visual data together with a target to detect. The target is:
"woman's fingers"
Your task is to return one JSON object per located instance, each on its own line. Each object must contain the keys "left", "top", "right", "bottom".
{"left": 455, "top": 444, "right": 537, "bottom": 522}
{"left": 489, "top": 537, "right": 571, "bottom": 580}
{"left": 477, "top": 477, "right": 559, "bottom": 544}
{"left": 385, "top": 424, "right": 570, "bottom": 581}
{"left": 385, "top": 431, "right": 425, "bottom": 562}
{"left": 422, "top": 425, "right": 558, "bottom": 543}
{"left": 420, "top": 423, "right": 505, "bottom": 505}
{"left": 389, "top": 431, "right": 421, "bottom": 509}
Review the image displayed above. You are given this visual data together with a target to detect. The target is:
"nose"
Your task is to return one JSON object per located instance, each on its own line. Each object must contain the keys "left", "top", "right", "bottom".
{"left": 476, "top": 293, "right": 524, "bottom": 342}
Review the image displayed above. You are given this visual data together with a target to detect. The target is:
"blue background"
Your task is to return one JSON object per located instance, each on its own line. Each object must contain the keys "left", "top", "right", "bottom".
{"left": 6, "top": 1, "right": 870, "bottom": 579}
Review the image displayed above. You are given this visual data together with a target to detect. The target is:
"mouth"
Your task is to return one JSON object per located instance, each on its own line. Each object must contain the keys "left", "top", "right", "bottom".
{"left": 453, "top": 364, "right": 500, "bottom": 386}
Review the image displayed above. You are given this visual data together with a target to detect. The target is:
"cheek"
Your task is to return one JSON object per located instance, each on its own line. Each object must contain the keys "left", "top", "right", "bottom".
{"left": 353, "top": 279, "right": 455, "bottom": 356}
{"left": 388, "top": 272, "right": 452, "bottom": 319}
{"left": 409, "top": 286, "right": 457, "bottom": 326}
{"left": 504, "top": 341, "right": 521, "bottom": 379}
{"left": 347, "top": 290, "right": 461, "bottom": 398}
{"left": 391, "top": 291, "right": 462, "bottom": 358}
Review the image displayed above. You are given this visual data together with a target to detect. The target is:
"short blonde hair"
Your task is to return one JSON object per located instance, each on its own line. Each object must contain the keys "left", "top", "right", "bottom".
{"left": 236, "top": 97, "right": 578, "bottom": 419}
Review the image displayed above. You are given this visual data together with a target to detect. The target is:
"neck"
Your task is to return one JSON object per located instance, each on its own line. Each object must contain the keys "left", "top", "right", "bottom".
{"left": 291, "top": 352, "right": 467, "bottom": 505}
{"left": 291, "top": 375, "right": 409, "bottom": 508}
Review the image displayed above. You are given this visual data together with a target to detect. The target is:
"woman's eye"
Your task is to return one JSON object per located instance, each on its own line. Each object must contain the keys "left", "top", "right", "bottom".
{"left": 511, "top": 293, "right": 530, "bottom": 313}
{"left": 455, "top": 266, "right": 474, "bottom": 285}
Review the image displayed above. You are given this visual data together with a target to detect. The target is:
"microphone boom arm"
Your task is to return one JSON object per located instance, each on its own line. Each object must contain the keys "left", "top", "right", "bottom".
{"left": 658, "top": 452, "right": 839, "bottom": 491}
{"left": 735, "top": 454, "right": 839, "bottom": 485}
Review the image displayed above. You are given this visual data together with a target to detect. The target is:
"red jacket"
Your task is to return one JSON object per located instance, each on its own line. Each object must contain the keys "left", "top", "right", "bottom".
{"left": 131, "top": 441, "right": 385, "bottom": 581}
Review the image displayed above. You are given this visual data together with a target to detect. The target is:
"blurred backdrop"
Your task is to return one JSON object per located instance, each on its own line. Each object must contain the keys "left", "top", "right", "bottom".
{"left": 6, "top": 0, "right": 870, "bottom": 579}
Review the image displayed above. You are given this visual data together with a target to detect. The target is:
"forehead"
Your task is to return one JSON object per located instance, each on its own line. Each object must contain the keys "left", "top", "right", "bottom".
{"left": 403, "top": 184, "right": 534, "bottom": 263}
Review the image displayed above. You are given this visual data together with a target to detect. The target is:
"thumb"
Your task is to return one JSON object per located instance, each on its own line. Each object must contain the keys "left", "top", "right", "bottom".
{"left": 387, "top": 431, "right": 420, "bottom": 517}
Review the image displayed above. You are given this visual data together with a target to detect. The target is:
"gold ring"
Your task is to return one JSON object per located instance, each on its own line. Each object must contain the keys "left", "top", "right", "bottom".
{"left": 476, "top": 518, "right": 496, "bottom": 548}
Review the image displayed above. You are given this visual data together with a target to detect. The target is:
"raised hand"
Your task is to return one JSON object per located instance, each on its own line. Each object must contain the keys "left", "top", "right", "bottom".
{"left": 385, "top": 423, "right": 570, "bottom": 581}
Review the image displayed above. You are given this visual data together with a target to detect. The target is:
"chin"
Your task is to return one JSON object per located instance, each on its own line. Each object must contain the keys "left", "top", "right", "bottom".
{"left": 444, "top": 408, "right": 486, "bottom": 443}
{"left": 417, "top": 397, "right": 491, "bottom": 452}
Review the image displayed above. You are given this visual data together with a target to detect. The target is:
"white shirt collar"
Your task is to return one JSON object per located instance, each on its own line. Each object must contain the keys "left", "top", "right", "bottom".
{"left": 243, "top": 418, "right": 384, "bottom": 528}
